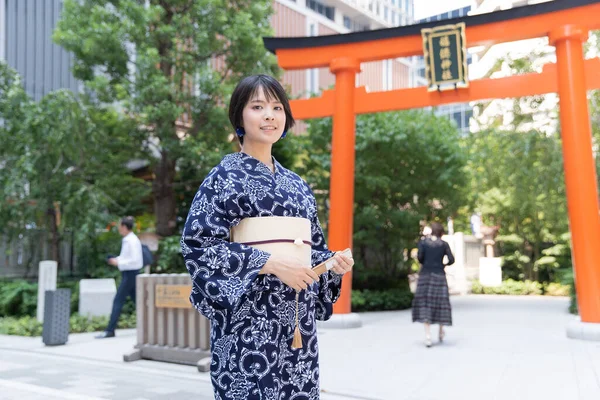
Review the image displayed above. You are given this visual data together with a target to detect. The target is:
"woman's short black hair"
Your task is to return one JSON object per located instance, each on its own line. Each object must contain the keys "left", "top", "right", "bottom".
{"left": 120, "top": 216, "right": 134, "bottom": 231}
{"left": 228, "top": 74, "right": 295, "bottom": 144}
{"left": 431, "top": 222, "right": 445, "bottom": 238}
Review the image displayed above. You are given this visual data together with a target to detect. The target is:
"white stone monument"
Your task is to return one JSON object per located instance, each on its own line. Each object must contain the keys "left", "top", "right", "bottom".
{"left": 478, "top": 225, "right": 502, "bottom": 287}
{"left": 37, "top": 260, "right": 58, "bottom": 322}
{"left": 79, "top": 279, "right": 117, "bottom": 318}
{"left": 479, "top": 257, "right": 502, "bottom": 287}
{"left": 445, "top": 233, "right": 469, "bottom": 295}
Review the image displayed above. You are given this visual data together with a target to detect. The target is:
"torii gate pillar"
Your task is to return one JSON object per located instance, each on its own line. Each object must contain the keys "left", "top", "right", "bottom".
{"left": 328, "top": 57, "right": 361, "bottom": 318}
{"left": 550, "top": 26, "right": 600, "bottom": 333}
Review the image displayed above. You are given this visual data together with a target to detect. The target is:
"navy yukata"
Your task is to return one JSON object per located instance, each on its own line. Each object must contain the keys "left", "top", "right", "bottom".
{"left": 181, "top": 152, "right": 342, "bottom": 400}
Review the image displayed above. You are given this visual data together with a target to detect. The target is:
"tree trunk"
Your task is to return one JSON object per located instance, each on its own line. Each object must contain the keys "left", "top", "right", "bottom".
{"left": 154, "top": 153, "right": 177, "bottom": 237}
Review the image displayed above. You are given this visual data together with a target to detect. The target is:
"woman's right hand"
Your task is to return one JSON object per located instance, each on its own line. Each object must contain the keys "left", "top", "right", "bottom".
{"left": 260, "top": 255, "right": 319, "bottom": 292}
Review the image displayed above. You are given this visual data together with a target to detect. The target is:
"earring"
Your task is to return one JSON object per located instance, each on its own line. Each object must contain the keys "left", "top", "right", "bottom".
{"left": 281, "top": 130, "right": 287, "bottom": 139}
{"left": 235, "top": 127, "right": 245, "bottom": 137}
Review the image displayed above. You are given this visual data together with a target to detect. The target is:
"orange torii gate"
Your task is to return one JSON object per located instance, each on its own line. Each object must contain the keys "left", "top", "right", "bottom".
{"left": 264, "top": 0, "right": 600, "bottom": 335}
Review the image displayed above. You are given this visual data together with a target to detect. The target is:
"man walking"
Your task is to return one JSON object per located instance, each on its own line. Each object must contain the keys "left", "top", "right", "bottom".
{"left": 96, "top": 216, "right": 143, "bottom": 339}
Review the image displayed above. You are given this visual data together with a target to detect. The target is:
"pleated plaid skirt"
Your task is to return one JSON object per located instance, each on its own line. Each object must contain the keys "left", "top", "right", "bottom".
{"left": 412, "top": 272, "right": 452, "bottom": 326}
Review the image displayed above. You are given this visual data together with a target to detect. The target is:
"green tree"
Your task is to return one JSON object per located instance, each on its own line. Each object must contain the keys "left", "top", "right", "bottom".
{"left": 465, "top": 128, "right": 568, "bottom": 281}
{"left": 0, "top": 62, "right": 147, "bottom": 269}
{"left": 463, "top": 46, "right": 572, "bottom": 282}
{"left": 299, "top": 111, "right": 468, "bottom": 289}
{"left": 54, "top": 0, "right": 279, "bottom": 237}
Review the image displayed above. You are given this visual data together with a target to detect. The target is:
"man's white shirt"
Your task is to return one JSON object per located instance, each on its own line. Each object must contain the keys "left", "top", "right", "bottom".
{"left": 116, "top": 232, "right": 143, "bottom": 271}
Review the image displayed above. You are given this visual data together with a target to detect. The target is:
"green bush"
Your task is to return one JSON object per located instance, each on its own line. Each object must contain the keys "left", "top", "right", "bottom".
{"left": 0, "top": 313, "right": 136, "bottom": 337}
{"left": 564, "top": 271, "right": 578, "bottom": 315}
{"left": 471, "top": 279, "right": 543, "bottom": 295}
{"left": 0, "top": 280, "right": 84, "bottom": 318}
{"left": 471, "top": 279, "right": 571, "bottom": 297}
{"left": 0, "top": 315, "right": 43, "bottom": 336}
{"left": 0, "top": 280, "right": 38, "bottom": 317}
{"left": 0, "top": 279, "right": 137, "bottom": 318}
{"left": 76, "top": 229, "right": 123, "bottom": 279}
{"left": 543, "top": 282, "right": 570, "bottom": 297}
{"left": 155, "top": 235, "right": 186, "bottom": 273}
{"left": 569, "top": 288, "right": 578, "bottom": 314}
{"left": 351, "top": 288, "right": 414, "bottom": 312}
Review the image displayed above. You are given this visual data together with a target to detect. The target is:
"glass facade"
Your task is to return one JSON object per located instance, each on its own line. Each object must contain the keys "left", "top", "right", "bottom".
{"left": 307, "top": 0, "right": 335, "bottom": 20}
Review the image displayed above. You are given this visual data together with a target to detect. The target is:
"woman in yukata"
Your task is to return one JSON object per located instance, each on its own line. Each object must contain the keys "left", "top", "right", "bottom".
{"left": 181, "top": 74, "right": 354, "bottom": 400}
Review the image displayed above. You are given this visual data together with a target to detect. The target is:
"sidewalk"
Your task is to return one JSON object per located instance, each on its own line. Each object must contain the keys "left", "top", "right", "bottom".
{"left": 1, "top": 295, "right": 598, "bottom": 400}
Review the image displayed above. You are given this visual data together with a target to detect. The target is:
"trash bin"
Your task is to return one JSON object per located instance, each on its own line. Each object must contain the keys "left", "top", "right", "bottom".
{"left": 42, "top": 289, "right": 71, "bottom": 346}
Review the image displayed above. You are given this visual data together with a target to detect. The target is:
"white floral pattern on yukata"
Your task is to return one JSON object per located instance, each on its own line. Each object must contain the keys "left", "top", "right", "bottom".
{"left": 181, "top": 152, "right": 342, "bottom": 400}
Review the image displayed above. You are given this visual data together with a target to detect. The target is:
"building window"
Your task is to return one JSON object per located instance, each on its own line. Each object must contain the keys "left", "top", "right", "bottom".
{"left": 453, "top": 111, "right": 462, "bottom": 128}
{"left": 307, "top": 0, "right": 335, "bottom": 21}
{"left": 464, "top": 109, "right": 473, "bottom": 128}
{"left": 384, "top": 6, "right": 388, "bottom": 21}
{"left": 343, "top": 15, "right": 370, "bottom": 31}
{"left": 383, "top": 59, "right": 393, "bottom": 90}
{"left": 307, "top": 21, "right": 319, "bottom": 96}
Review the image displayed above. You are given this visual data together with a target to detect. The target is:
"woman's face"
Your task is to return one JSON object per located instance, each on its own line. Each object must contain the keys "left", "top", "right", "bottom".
{"left": 241, "top": 86, "right": 286, "bottom": 146}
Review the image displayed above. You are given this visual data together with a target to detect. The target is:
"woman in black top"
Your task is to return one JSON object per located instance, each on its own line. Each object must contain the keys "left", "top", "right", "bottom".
{"left": 412, "top": 222, "right": 455, "bottom": 347}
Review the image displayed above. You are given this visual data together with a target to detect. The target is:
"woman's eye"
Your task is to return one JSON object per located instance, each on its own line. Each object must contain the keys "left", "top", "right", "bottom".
{"left": 252, "top": 106, "right": 262, "bottom": 110}
{"left": 274, "top": 106, "right": 283, "bottom": 111}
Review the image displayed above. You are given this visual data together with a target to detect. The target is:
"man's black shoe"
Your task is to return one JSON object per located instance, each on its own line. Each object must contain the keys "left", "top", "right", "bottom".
{"left": 95, "top": 331, "right": 115, "bottom": 339}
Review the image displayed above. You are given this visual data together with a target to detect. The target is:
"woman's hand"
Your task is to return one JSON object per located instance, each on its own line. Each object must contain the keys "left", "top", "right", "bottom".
{"left": 330, "top": 251, "right": 354, "bottom": 275}
{"left": 261, "top": 255, "right": 319, "bottom": 292}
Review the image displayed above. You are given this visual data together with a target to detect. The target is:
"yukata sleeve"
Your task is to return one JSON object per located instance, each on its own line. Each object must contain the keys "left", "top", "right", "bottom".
{"left": 309, "top": 202, "right": 343, "bottom": 321}
{"left": 180, "top": 174, "right": 271, "bottom": 319}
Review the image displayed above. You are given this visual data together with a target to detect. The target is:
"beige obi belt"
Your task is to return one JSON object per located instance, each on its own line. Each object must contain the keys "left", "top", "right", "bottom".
{"left": 230, "top": 216, "right": 312, "bottom": 266}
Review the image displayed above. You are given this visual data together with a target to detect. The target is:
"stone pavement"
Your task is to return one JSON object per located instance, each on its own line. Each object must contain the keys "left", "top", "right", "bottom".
{"left": 0, "top": 295, "right": 599, "bottom": 400}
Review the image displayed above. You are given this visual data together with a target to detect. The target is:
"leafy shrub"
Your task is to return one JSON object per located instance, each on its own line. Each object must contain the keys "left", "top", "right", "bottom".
{"left": 155, "top": 235, "right": 186, "bottom": 273}
{"left": 471, "top": 279, "right": 543, "bottom": 295}
{"left": 0, "top": 280, "right": 38, "bottom": 317}
{"left": 76, "top": 229, "right": 123, "bottom": 279}
{"left": 0, "top": 279, "right": 132, "bottom": 318}
{"left": 0, "top": 313, "right": 136, "bottom": 337}
{"left": 351, "top": 288, "right": 414, "bottom": 312}
{"left": 543, "top": 282, "right": 570, "bottom": 297}
{"left": 569, "top": 288, "right": 577, "bottom": 314}
{"left": 0, "top": 315, "right": 43, "bottom": 336}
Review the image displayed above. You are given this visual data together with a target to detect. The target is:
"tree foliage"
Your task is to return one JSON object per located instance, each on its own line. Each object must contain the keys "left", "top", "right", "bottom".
{"left": 464, "top": 46, "right": 573, "bottom": 282}
{"left": 54, "top": 0, "right": 279, "bottom": 236}
{"left": 465, "top": 128, "right": 568, "bottom": 281}
{"left": 0, "top": 62, "right": 147, "bottom": 268}
{"left": 298, "top": 111, "right": 468, "bottom": 289}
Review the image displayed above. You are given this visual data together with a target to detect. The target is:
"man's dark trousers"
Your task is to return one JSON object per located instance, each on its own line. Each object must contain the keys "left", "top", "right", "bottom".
{"left": 107, "top": 269, "right": 138, "bottom": 333}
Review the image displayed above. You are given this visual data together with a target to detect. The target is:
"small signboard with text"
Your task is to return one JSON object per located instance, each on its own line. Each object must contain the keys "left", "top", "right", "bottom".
{"left": 155, "top": 284, "right": 192, "bottom": 309}
{"left": 421, "top": 22, "right": 469, "bottom": 91}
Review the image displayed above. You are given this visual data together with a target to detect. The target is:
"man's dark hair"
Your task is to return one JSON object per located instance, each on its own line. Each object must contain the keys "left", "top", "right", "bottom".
{"left": 431, "top": 222, "right": 445, "bottom": 238}
{"left": 120, "top": 216, "right": 134, "bottom": 231}
{"left": 228, "top": 74, "right": 295, "bottom": 144}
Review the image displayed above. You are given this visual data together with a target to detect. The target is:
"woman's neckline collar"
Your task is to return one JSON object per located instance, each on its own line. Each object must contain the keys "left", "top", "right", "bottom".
{"left": 238, "top": 152, "right": 280, "bottom": 174}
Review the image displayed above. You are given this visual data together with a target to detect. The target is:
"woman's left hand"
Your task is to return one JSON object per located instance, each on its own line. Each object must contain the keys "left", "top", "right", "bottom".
{"left": 330, "top": 252, "right": 354, "bottom": 275}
